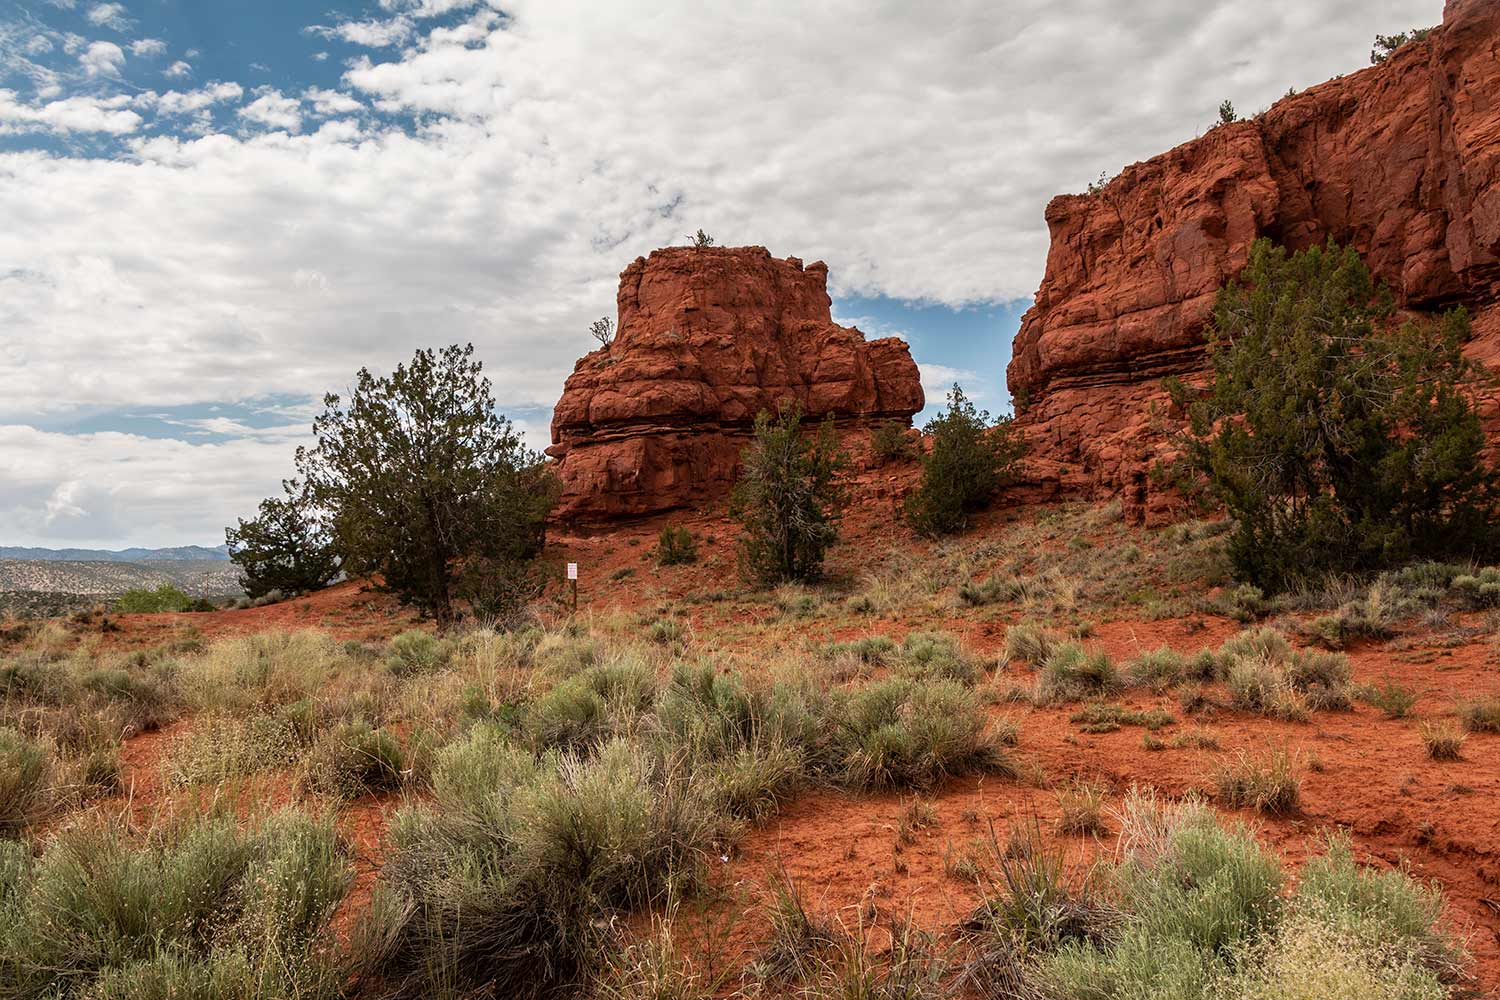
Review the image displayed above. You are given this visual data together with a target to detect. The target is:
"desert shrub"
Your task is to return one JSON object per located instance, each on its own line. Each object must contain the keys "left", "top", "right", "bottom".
{"left": 297, "top": 344, "right": 559, "bottom": 624}
{"left": 384, "top": 630, "right": 451, "bottom": 677}
{"left": 1032, "top": 790, "right": 1467, "bottom": 998}
{"left": 1220, "top": 583, "right": 1271, "bottom": 622}
{"left": 0, "top": 728, "right": 48, "bottom": 838}
{"left": 1219, "top": 627, "right": 1350, "bottom": 719}
{"left": 870, "top": 419, "right": 915, "bottom": 465}
{"left": 225, "top": 483, "right": 341, "bottom": 600}
{"left": 1357, "top": 678, "right": 1419, "bottom": 719}
{"left": 730, "top": 402, "right": 848, "bottom": 584}
{"left": 1419, "top": 721, "right": 1465, "bottom": 760}
{"left": 834, "top": 678, "right": 1009, "bottom": 790}
{"left": 1035, "top": 791, "right": 1283, "bottom": 997}
{"left": 305, "top": 720, "right": 405, "bottom": 798}
{"left": 1124, "top": 647, "right": 1188, "bottom": 689}
{"left": 654, "top": 525, "right": 698, "bottom": 566}
{"left": 1449, "top": 567, "right": 1500, "bottom": 609}
{"left": 1036, "top": 643, "right": 1118, "bottom": 703}
{"left": 1458, "top": 697, "right": 1500, "bottom": 733}
{"left": 0, "top": 810, "right": 349, "bottom": 999}
{"left": 897, "top": 631, "right": 984, "bottom": 684}
{"left": 1371, "top": 26, "right": 1435, "bottom": 63}
{"left": 1213, "top": 749, "right": 1301, "bottom": 814}
{"left": 351, "top": 734, "right": 726, "bottom": 1000}
{"left": 1003, "top": 620, "right": 1059, "bottom": 667}
{"left": 525, "top": 658, "right": 656, "bottom": 750}
{"left": 1295, "top": 833, "right": 1463, "bottom": 980}
{"left": 652, "top": 663, "right": 824, "bottom": 819}
{"left": 115, "top": 585, "right": 197, "bottom": 614}
{"left": 1168, "top": 239, "right": 1499, "bottom": 591}
{"left": 905, "top": 384, "right": 1026, "bottom": 536}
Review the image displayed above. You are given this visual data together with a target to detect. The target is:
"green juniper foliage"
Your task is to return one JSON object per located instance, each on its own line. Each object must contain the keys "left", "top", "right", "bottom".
{"left": 1371, "top": 27, "right": 1435, "bottom": 64}
{"left": 225, "top": 481, "right": 340, "bottom": 600}
{"left": 297, "top": 344, "right": 559, "bottom": 625}
{"left": 1168, "top": 240, "right": 1499, "bottom": 591}
{"left": 905, "top": 384, "right": 1027, "bottom": 536}
{"left": 730, "top": 402, "right": 848, "bottom": 584}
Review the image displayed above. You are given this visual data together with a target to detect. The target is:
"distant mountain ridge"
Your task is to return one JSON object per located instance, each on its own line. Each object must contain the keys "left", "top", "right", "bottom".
{"left": 0, "top": 544, "right": 231, "bottom": 562}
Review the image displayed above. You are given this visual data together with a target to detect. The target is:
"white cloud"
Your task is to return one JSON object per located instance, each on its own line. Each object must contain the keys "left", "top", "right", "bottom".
{"left": 0, "top": 89, "right": 141, "bottom": 134}
{"left": 149, "top": 82, "right": 243, "bottom": 116}
{"left": 237, "top": 88, "right": 302, "bottom": 131}
{"left": 78, "top": 40, "right": 124, "bottom": 77}
{"left": 1, "top": 0, "right": 1441, "bottom": 544}
{"left": 303, "top": 86, "right": 362, "bottom": 116}
{"left": 312, "top": 51, "right": 329, "bottom": 62}
{"left": 86, "top": 3, "right": 130, "bottom": 30}
{"left": 307, "top": 17, "right": 415, "bottom": 48}
{"left": 129, "top": 37, "right": 166, "bottom": 57}
{"left": 164, "top": 59, "right": 190, "bottom": 78}
{"left": 25, "top": 35, "right": 54, "bottom": 55}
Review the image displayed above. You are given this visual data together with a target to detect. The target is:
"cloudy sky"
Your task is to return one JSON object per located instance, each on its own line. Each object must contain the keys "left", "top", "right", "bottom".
{"left": 1, "top": 0, "right": 1437, "bottom": 548}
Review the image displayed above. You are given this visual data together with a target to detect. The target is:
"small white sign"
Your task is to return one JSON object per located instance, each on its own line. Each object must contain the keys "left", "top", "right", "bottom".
{"left": 566, "top": 562, "right": 578, "bottom": 581}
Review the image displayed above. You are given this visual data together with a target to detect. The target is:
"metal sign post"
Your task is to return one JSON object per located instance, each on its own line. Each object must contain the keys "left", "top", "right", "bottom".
{"left": 566, "top": 562, "right": 578, "bottom": 614}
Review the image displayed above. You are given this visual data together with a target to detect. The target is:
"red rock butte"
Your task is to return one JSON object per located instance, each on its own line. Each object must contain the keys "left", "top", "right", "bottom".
{"left": 1008, "top": 0, "right": 1500, "bottom": 523}
{"left": 548, "top": 246, "right": 925, "bottom": 520}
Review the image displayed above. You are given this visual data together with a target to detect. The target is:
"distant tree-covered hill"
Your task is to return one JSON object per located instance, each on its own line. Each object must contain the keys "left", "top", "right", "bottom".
{"left": 0, "top": 544, "right": 230, "bottom": 562}
{"left": 0, "top": 559, "right": 241, "bottom": 598}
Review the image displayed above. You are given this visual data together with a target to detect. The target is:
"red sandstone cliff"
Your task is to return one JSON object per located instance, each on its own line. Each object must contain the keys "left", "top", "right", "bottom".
{"left": 548, "top": 246, "right": 924, "bottom": 520}
{"left": 1008, "top": 0, "right": 1500, "bottom": 521}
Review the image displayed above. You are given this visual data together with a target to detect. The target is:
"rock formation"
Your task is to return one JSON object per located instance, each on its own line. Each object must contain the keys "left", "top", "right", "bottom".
{"left": 548, "top": 246, "right": 924, "bottom": 520}
{"left": 1008, "top": 0, "right": 1500, "bottom": 522}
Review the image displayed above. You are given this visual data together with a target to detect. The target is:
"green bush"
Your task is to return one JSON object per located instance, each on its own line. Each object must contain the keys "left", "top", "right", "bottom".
{"left": 897, "top": 631, "right": 984, "bottom": 684}
{"left": 654, "top": 525, "right": 699, "bottom": 566}
{"left": 905, "top": 384, "right": 1026, "bottom": 537}
{"left": 384, "top": 630, "right": 451, "bottom": 677}
{"left": 524, "top": 658, "right": 656, "bottom": 750}
{"left": 1169, "top": 239, "right": 1499, "bottom": 591}
{"left": 870, "top": 419, "right": 916, "bottom": 465}
{"left": 115, "top": 585, "right": 198, "bottom": 614}
{"left": 730, "top": 402, "right": 848, "bottom": 584}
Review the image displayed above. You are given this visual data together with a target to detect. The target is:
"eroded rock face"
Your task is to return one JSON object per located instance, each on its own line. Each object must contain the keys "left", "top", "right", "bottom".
{"left": 1008, "top": 0, "right": 1500, "bottom": 522}
{"left": 548, "top": 246, "right": 924, "bottom": 520}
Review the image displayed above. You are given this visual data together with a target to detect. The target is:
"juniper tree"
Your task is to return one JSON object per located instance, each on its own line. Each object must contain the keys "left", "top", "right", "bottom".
{"left": 224, "top": 481, "right": 340, "bottom": 599}
{"left": 297, "top": 344, "right": 558, "bottom": 625}
{"left": 1168, "top": 239, "right": 1498, "bottom": 590}
{"left": 905, "top": 384, "right": 1027, "bottom": 536}
{"left": 730, "top": 401, "right": 847, "bottom": 583}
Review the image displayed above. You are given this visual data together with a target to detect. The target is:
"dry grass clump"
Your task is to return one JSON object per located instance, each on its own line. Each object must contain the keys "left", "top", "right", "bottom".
{"left": 1002, "top": 619, "right": 1060, "bottom": 667}
{"left": 1357, "top": 678, "right": 1419, "bottom": 719}
{"left": 1212, "top": 749, "right": 1301, "bottom": 814}
{"left": 1458, "top": 697, "right": 1500, "bottom": 733}
{"left": 1419, "top": 721, "right": 1466, "bottom": 760}
{"left": 1055, "top": 779, "right": 1108, "bottom": 835}
{"left": 0, "top": 727, "right": 49, "bottom": 838}
{"left": 835, "top": 677, "right": 1013, "bottom": 790}
{"left": 1036, "top": 643, "right": 1118, "bottom": 703}
{"left": 1069, "top": 702, "right": 1174, "bottom": 734}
